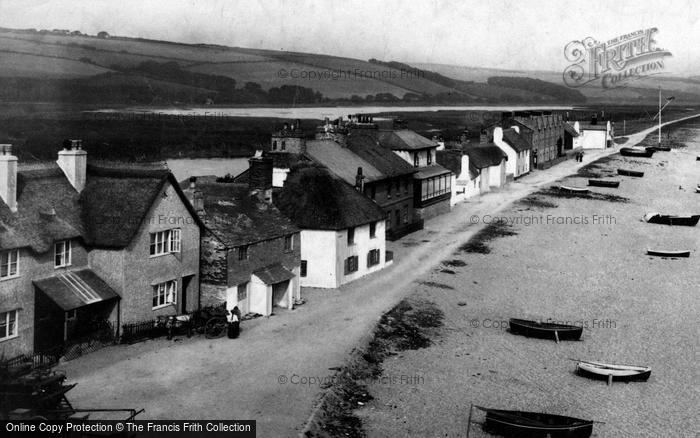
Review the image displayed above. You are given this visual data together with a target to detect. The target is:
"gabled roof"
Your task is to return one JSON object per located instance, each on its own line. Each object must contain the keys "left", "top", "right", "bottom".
{"left": 0, "top": 161, "right": 203, "bottom": 253}
{"left": 304, "top": 139, "right": 385, "bottom": 185}
{"left": 436, "top": 150, "right": 479, "bottom": 180}
{"left": 275, "top": 165, "right": 386, "bottom": 231}
{"left": 502, "top": 128, "right": 533, "bottom": 152}
{"left": 564, "top": 123, "right": 580, "bottom": 137}
{"left": 180, "top": 176, "right": 298, "bottom": 248}
{"left": 344, "top": 132, "right": 416, "bottom": 178}
{"left": 376, "top": 129, "right": 438, "bottom": 151}
{"left": 463, "top": 145, "right": 507, "bottom": 169}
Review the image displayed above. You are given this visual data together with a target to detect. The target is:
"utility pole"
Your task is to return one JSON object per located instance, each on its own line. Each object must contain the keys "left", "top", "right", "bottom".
{"left": 658, "top": 86, "right": 661, "bottom": 147}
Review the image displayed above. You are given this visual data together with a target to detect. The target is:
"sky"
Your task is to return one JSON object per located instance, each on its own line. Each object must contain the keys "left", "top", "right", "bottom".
{"left": 1, "top": 0, "right": 699, "bottom": 74}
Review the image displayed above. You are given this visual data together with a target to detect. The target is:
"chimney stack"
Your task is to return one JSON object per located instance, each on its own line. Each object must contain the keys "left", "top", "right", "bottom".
{"left": 355, "top": 167, "right": 364, "bottom": 192}
{"left": 249, "top": 154, "right": 273, "bottom": 203}
{"left": 57, "top": 139, "right": 87, "bottom": 193}
{"left": 0, "top": 144, "right": 18, "bottom": 212}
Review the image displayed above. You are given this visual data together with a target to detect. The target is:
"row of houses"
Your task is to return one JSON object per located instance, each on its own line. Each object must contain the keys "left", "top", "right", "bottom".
{"left": 0, "top": 111, "right": 613, "bottom": 358}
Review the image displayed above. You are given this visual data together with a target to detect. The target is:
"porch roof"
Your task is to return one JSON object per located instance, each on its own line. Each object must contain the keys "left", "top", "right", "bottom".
{"left": 33, "top": 269, "right": 120, "bottom": 311}
{"left": 253, "top": 263, "right": 296, "bottom": 285}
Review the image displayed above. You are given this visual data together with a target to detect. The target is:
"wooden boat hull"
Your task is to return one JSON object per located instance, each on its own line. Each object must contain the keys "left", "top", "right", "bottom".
{"left": 644, "top": 213, "right": 700, "bottom": 226}
{"left": 588, "top": 179, "right": 620, "bottom": 188}
{"left": 617, "top": 169, "right": 644, "bottom": 177}
{"left": 647, "top": 146, "right": 671, "bottom": 152}
{"left": 559, "top": 186, "right": 589, "bottom": 194}
{"left": 576, "top": 361, "right": 651, "bottom": 382}
{"left": 620, "top": 147, "right": 654, "bottom": 158}
{"left": 509, "top": 318, "right": 582, "bottom": 341}
{"left": 479, "top": 407, "right": 593, "bottom": 438}
{"left": 647, "top": 249, "right": 691, "bottom": 258}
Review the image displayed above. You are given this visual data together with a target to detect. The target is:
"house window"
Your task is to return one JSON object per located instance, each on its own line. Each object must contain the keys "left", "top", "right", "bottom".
{"left": 413, "top": 154, "right": 419, "bottom": 167}
{"left": 281, "top": 141, "right": 286, "bottom": 151}
{"left": 344, "top": 255, "right": 359, "bottom": 275}
{"left": 153, "top": 280, "right": 177, "bottom": 309}
{"left": 238, "top": 245, "right": 249, "bottom": 261}
{"left": 403, "top": 206, "right": 409, "bottom": 224}
{"left": 284, "top": 235, "right": 294, "bottom": 251}
{"left": 420, "top": 175, "right": 451, "bottom": 201}
{"left": 272, "top": 140, "right": 277, "bottom": 151}
{"left": 300, "top": 260, "right": 307, "bottom": 277}
{"left": 0, "top": 249, "right": 19, "bottom": 279}
{"left": 347, "top": 227, "right": 355, "bottom": 245}
{"left": 367, "top": 249, "right": 381, "bottom": 267}
{"left": 395, "top": 210, "right": 400, "bottom": 227}
{"left": 427, "top": 150, "right": 432, "bottom": 165}
{"left": 237, "top": 283, "right": 248, "bottom": 301}
{"left": 369, "top": 222, "right": 376, "bottom": 239}
{"left": 54, "top": 240, "right": 72, "bottom": 268}
{"left": 149, "top": 229, "right": 181, "bottom": 256}
{"left": 0, "top": 310, "right": 18, "bottom": 341}
{"left": 387, "top": 182, "right": 392, "bottom": 199}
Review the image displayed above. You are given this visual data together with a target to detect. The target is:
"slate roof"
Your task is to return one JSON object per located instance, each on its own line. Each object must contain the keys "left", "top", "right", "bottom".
{"left": 0, "top": 162, "right": 203, "bottom": 252}
{"left": 344, "top": 132, "right": 416, "bottom": 178}
{"left": 305, "top": 139, "right": 383, "bottom": 184}
{"left": 436, "top": 150, "right": 479, "bottom": 180}
{"left": 564, "top": 123, "right": 580, "bottom": 136}
{"left": 463, "top": 145, "right": 508, "bottom": 169}
{"left": 275, "top": 165, "right": 386, "bottom": 231}
{"left": 181, "top": 176, "right": 299, "bottom": 248}
{"left": 253, "top": 263, "right": 296, "bottom": 285}
{"left": 231, "top": 152, "right": 303, "bottom": 183}
{"left": 376, "top": 129, "right": 438, "bottom": 150}
{"left": 502, "top": 128, "right": 533, "bottom": 152}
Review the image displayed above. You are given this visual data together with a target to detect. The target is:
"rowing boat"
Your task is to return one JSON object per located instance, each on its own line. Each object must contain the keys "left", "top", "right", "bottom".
{"left": 617, "top": 169, "right": 644, "bottom": 177}
{"left": 620, "top": 147, "right": 654, "bottom": 158}
{"left": 559, "top": 185, "right": 589, "bottom": 194}
{"left": 647, "top": 145, "right": 671, "bottom": 152}
{"left": 509, "top": 318, "right": 582, "bottom": 341}
{"left": 647, "top": 249, "right": 691, "bottom": 258}
{"left": 576, "top": 360, "right": 651, "bottom": 383}
{"left": 475, "top": 406, "right": 594, "bottom": 438}
{"left": 643, "top": 212, "right": 700, "bottom": 226}
{"left": 588, "top": 179, "right": 620, "bottom": 188}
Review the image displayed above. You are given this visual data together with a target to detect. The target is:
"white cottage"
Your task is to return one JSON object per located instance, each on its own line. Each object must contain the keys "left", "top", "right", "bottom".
{"left": 493, "top": 126, "right": 532, "bottom": 179}
{"left": 572, "top": 119, "right": 612, "bottom": 149}
{"left": 436, "top": 149, "right": 480, "bottom": 205}
{"left": 276, "top": 165, "right": 390, "bottom": 289}
{"left": 463, "top": 145, "right": 508, "bottom": 192}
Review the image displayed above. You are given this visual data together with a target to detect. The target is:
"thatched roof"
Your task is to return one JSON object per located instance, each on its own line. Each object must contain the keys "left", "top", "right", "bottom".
{"left": 502, "top": 128, "right": 533, "bottom": 152}
{"left": 275, "top": 165, "right": 386, "bottom": 231}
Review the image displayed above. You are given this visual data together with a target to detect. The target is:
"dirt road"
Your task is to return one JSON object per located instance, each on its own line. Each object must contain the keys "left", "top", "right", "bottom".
{"left": 60, "top": 114, "right": 700, "bottom": 437}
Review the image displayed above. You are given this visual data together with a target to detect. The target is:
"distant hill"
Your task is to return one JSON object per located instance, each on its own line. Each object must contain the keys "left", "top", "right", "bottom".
{"left": 0, "top": 27, "right": 590, "bottom": 106}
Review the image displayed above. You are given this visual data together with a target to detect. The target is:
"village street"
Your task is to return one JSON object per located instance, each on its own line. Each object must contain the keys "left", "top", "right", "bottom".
{"left": 59, "top": 116, "right": 699, "bottom": 437}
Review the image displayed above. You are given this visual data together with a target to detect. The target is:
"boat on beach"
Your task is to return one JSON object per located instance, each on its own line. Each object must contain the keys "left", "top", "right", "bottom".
{"left": 475, "top": 406, "right": 594, "bottom": 438}
{"left": 588, "top": 179, "right": 620, "bottom": 188}
{"left": 620, "top": 147, "right": 654, "bottom": 158}
{"left": 647, "top": 145, "right": 671, "bottom": 152}
{"left": 617, "top": 169, "right": 644, "bottom": 177}
{"left": 647, "top": 248, "right": 691, "bottom": 258}
{"left": 508, "top": 318, "right": 582, "bottom": 342}
{"left": 643, "top": 212, "right": 700, "bottom": 226}
{"left": 559, "top": 185, "right": 588, "bottom": 194}
{"left": 575, "top": 360, "right": 651, "bottom": 383}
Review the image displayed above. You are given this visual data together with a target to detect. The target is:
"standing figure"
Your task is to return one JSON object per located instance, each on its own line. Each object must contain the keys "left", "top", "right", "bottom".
{"left": 227, "top": 306, "right": 241, "bottom": 339}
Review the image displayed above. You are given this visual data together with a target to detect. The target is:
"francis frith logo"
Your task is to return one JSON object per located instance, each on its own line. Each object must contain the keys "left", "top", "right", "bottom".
{"left": 563, "top": 28, "right": 672, "bottom": 88}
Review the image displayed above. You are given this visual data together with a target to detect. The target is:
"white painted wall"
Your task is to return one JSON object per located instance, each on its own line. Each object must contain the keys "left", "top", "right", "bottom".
{"left": 493, "top": 127, "right": 530, "bottom": 178}
{"left": 451, "top": 154, "right": 480, "bottom": 206}
{"left": 487, "top": 162, "right": 506, "bottom": 188}
{"left": 393, "top": 149, "right": 435, "bottom": 167}
{"left": 248, "top": 275, "right": 271, "bottom": 316}
{"left": 300, "top": 221, "right": 388, "bottom": 289}
{"left": 300, "top": 230, "right": 338, "bottom": 288}
{"left": 272, "top": 167, "right": 289, "bottom": 187}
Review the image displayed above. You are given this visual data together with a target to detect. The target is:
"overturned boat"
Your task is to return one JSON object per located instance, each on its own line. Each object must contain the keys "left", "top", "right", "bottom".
{"left": 620, "top": 147, "right": 654, "bottom": 158}
{"left": 559, "top": 185, "right": 589, "bottom": 194}
{"left": 617, "top": 169, "right": 644, "bottom": 177}
{"left": 476, "top": 406, "right": 594, "bottom": 438}
{"left": 509, "top": 318, "right": 582, "bottom": 342}
{"left": 643, "top": 212, "right": 700, "bottom": 226}
{"left": 588, "top": 179, "right": 620, "bottom": 188}
{"left": 647, "top": 248, "right": 691, "bottom": 258}
{"left": 576, "top": 360, "right": 651, "bottom": 384}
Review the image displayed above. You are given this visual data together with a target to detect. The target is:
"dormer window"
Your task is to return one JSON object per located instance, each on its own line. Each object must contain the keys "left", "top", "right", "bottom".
{"left": 54, "top": 240, "right": 72, "bottom": 268}
{"left": 272, "top": 140, "right": 278, "bottom": 151}
{"left": 413, "top": 154, "right": 419, "bottom": 167}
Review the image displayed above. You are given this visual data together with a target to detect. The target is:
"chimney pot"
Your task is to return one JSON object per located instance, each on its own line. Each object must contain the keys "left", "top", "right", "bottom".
{"left": 189, "top": 176, "right": 197, "bottom": 189}
{"left": 57, "top": 139, "right": 87, "bottom": 193}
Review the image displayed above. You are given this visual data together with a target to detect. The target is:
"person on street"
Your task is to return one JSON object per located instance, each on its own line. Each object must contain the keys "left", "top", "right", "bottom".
{"left": 227, "top": 306, "right": 241, "bottom": 339}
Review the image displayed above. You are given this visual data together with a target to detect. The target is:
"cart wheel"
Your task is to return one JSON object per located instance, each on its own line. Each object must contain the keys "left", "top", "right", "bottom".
{"left": 205, "top": 317, "right": 227, "bottom": 339}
